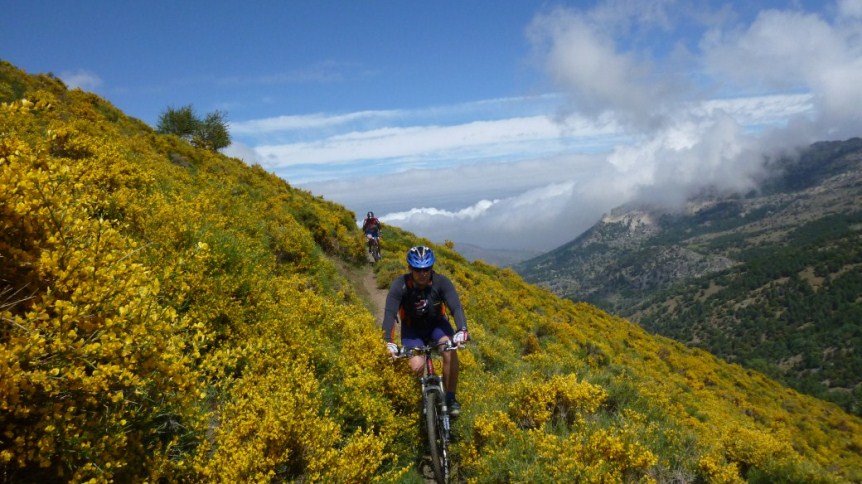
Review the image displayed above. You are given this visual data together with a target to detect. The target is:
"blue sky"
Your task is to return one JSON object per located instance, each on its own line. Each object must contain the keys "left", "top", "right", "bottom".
{"left": 3, "top": 0, "right": 861, "bottom": 252}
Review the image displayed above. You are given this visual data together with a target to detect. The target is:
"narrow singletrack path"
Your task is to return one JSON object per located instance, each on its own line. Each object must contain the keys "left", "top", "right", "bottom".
{"left": 331, "top": 256, "right": 388, "bottom": 326}
{"left": 361, "top": 267, "right": 388, "bottom": 324}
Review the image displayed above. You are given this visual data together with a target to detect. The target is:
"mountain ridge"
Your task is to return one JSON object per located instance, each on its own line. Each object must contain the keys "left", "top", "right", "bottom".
{"left": 517, "top": 137, "right": 862, "bottom": 415}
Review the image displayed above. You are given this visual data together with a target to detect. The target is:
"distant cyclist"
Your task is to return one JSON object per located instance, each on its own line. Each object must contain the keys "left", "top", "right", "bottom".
{"left": 362, "top": 211, "right": 381, "bottom": 251}
{"left": 383, "top": 246, "right": 469, "bottom": 416}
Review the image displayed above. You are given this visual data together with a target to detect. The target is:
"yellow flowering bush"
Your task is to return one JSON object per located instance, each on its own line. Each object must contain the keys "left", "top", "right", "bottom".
{"left": 472, "top": 411, "right": 519, "bottom": 451}
{"left": 1, "top": 98, "right": 203, "bottom": 480}
{"left": 200, "top": 358, "right": 351, "bottom": 481}
{"left": 509, "top": 374, "right": 607, "bottom": 428}
{"left": 1, "top": 63, "right": 404, "bottom": 481}
{"left": 699, "top": 453, "right": 745, "bottom": 484}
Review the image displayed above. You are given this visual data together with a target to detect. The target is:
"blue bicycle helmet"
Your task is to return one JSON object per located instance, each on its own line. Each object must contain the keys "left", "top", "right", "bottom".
{"left": 407, "top": 246, "right": 435, "bottom": 269}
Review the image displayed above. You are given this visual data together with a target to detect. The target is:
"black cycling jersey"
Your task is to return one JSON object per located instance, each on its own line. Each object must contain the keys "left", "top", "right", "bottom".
{"left": 382, "top": 271, "right": 467, "bottom": 342}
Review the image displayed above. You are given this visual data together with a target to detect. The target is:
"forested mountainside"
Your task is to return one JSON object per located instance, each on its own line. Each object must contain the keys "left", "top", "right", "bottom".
{"left": 516, "top": 138, "right": 862, "bottom": 416}
{"left": 2, "top": 61, "right": 862, "bottom": 482}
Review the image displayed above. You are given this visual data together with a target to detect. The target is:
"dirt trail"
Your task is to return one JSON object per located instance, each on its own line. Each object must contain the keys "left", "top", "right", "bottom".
{"left": 333, "top": 256, "right": 389, "bottom": 326}
{"left": 361, "top": 266, "right": 388, "bottom": 324}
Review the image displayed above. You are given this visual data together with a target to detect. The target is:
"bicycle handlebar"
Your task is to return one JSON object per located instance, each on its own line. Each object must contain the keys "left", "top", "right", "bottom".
{"left": 393, "top": 341, "right": 465, "bottom": 359}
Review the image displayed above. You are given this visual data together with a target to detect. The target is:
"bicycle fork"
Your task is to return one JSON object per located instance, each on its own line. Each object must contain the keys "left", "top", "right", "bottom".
{"left": 422, "top": 376, "right": 450, "bottom": 439}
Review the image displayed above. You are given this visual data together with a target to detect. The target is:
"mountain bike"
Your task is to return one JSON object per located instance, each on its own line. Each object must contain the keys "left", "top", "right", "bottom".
{"left": 368, "top": 235, "right": 381, "bottom": 262}
{"left": 395, "top": 342, "right": 462, "bottom": 484}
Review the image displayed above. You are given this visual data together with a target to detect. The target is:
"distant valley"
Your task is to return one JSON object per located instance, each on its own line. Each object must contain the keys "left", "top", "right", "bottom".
{"left": 454, "top": 242, "right": 542, "bottom": 267}
{"left": 517, "top": 138, "right": 862, "bottom": 414}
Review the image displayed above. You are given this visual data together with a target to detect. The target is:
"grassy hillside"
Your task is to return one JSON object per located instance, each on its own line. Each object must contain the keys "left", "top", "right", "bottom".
{"left": 2, "top": 61, "right": 861, "bottom": 482}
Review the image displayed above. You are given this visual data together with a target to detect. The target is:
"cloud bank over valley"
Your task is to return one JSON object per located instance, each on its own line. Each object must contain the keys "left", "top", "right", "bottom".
{"left": 225, "top": 1, "right": 862, "bottom": 253}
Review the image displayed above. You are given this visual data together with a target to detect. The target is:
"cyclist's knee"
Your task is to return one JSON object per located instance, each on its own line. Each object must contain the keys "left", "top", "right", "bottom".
{"left": 409, "top": 356, "right": 424, "bottom": 372}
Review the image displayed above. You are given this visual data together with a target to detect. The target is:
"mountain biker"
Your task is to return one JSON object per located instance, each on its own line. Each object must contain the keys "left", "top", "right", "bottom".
{"left": 383, "top": 246, "right": 469, "bottom": 416}
{"left": 362, "top": 211, "right": 381, "bottom": 251}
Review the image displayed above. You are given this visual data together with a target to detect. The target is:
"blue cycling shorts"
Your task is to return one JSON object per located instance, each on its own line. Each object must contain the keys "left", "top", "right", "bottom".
{"left": 400, "top": 317, "right": 454, "bottom": 350}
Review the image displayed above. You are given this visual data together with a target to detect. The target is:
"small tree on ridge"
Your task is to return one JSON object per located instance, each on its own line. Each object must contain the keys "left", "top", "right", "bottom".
{"left": 156, "top": 104, "right": 231, "bottom": 151}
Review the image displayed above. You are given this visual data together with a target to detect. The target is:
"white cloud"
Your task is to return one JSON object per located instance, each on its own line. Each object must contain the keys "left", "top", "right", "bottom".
{"left": 248, "top": 93, "right": 807, "bottom": 180}
{"left": 222, "top": 141, "right": 267, "bottom": 165}
{"left": 254, "top": 115, "right": 614, "bottom": 167}
{"left": 59, "top": 69, "right": 103, "bottom": 90}
{"left": 697, "top": 94, "right": 813, "bottom": 125}
{"left": 377, "top": 182, "right": 605, "bottom": 251}
{"left": 307, "top": 151, "right": 606, "bottom": 212}
{"left": 607, "top": 114, "right": 765, "bottom": 208}
{"left": 230, "top": 94, "right": 564, "bottom": 138}
{"left": 529, "top": 10, "right": 678, "bottom": 129}
{"left": 702, "top": 8, "right": 862, "bottom": 126}
{"left": 838, "top": 0, "right": 862, "bottom": 18}
{"left": 230, "top": 110, "right": 401, "bottom": 134}
{"left": 383, "top": 200, "right": 498, "bottom": 225}
{"left": 530, "top": 1, "right": 860, "bottom": 138}
{"left": 526, "top": 2, "right": 715, "bottom": 132}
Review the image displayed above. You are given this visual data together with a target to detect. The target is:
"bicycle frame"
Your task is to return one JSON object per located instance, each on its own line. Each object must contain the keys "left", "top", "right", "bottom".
{"left": 419, "top": 347, "right": 450, "bottom": 437}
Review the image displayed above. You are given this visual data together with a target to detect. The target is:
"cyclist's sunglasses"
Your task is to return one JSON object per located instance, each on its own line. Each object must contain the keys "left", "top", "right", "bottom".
{"left": 411, "top": 267, "right": 432, "bottom": 273}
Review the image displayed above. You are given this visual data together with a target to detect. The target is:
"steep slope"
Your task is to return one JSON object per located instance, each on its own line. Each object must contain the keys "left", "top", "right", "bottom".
{"left": 0, "top": 62, "right": 407, "bottom": 482}
{"left": 517, "top": 138, "right": 862, "bottom": 415}
{"left": 2, "top": 62, "right": 862, "bottom": 482}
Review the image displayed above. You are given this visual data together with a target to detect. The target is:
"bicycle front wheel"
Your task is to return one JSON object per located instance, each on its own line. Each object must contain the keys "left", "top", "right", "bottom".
{"left": 425, "top": 391, "right": 448, "bottom": 483}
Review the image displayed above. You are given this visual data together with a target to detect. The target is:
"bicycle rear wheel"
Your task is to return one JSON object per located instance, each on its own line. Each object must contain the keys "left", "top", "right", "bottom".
{"left": 425, "top": 391, "right": 448, "bottom": 483}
